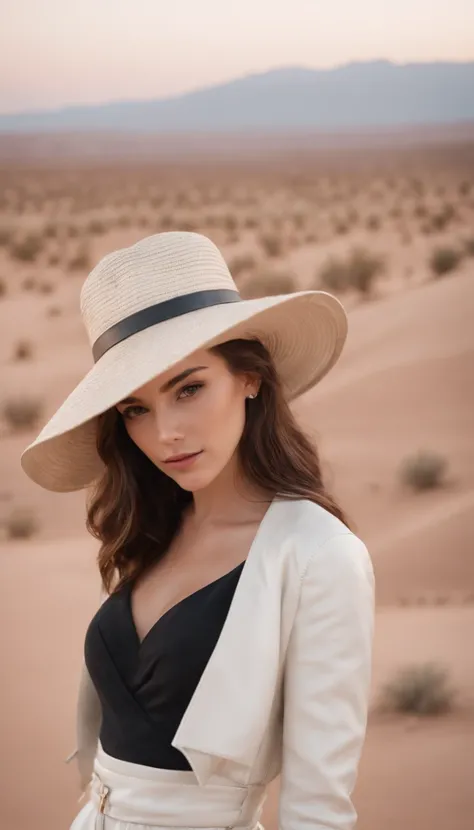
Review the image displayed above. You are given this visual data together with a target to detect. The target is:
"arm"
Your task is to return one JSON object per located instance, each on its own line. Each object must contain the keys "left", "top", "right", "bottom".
{"left": 279, "top": 532, "right": 375, "bottom": 829}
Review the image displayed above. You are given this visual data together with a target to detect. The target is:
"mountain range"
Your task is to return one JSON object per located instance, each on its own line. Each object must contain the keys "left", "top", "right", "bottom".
{"left": 1, "top": 60, "right": 473, "bottom": 133}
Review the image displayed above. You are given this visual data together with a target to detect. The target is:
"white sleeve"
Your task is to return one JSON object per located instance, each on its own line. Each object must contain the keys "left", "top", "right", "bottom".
{"left": 278, "top": 532, "right": 375, "bottom": 829}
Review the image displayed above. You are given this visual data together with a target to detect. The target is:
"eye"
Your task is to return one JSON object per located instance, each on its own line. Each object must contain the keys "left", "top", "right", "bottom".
{"left": 121, "top": 405, "right": 147, "bottom": 421}
{"left": 178, "top": 382, "right": 203, "bottom": 399}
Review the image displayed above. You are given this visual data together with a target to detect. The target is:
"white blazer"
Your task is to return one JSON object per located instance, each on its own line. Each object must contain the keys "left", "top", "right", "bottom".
{"left": 67, "top": 496, "right": 375, "bottom": 829}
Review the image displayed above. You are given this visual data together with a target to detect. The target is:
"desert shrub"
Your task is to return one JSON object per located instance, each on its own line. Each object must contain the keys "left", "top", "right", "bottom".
{"left": 68, "top": 240, "right": 91, "bottom": 272}
{"left": 379, "top": 663, "right": 454, "bottom": 715}
{"left": 223, "top": 214, "right": 238, "bottom": 233}
{"left": 259, "top": 232, "right": 282, "bottom": 257}
{"left": 87, "top": 218, "right": 107, "bottom": 235}
{"left": 430, "top": 203, "right": 457, "bottom": 232}
{"left": 228, "top": 254, "right": 256, "bottom": 279}
{"left": 319, "top": 256, "right": 349, "bottom": 293}
{"left": 244, "top": 215, "right": 258, "bottom": 229}
{"left": 366, "top": 214, "right": 381, "bottom": 231}
{"left": 333, "top": 217, "right": 349, "bottom": 235}
{"left": 319, "top": 248, "right": 383, "bottom": 295}
{"left": 2, "top": 397, "right": 42, "bottom": 431}
{"left": 10, "top": 233, "right": 43, "bottom": 262}
{"left": 243, "top": 269, "right": 296, "bottom": 299}
{"left": 292, "top": 212, "right": 306, "bottom": 230}
{"left": 117, "top": 214, "right": 132, "bottom": 228}
{"left": 0, "top": 224, "right": 13, "bottom": 246}
{"left": 463, "top": 236, "right": 474, "bottom": 256}
{"left": 429, "top": 246, "right": 462, "bottom": 277}
{"left": 48, "top": 250, "right": 61, "bottom": 266}
{"left": 43, "top": 221, "right": 59, "bottom": 239}
{"left": 400, "top": 450, "right": 447, "bottom": 490}
{"left": 13, "top": 340, "right": 33, "bottom": 361}
{"left": 4, "top": 507, "right": 39, "bottom": 540}
{"left": 414, "top": 203, "right": 428, "bottom": 219}
{"left": 345, "top": 247, "right": 384, "bottom": 294}
{"left": 21, "top": 276, "right": 36, "bottom": 291}
{"left": 160, "top": 213, "right": 174, "bottom": 230}
{"left": 39, "top": 281, "right": 54, "bottom": 295}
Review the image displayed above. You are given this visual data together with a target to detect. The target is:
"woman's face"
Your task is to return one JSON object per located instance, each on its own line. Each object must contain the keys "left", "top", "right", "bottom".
{"left": 115, "top": 348, "right": 258, "bottom": 491}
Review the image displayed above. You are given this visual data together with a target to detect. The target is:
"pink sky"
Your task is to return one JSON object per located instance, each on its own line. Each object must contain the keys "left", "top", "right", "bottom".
{"left": 1, "top": 0, "right": 473, "bottom": 113}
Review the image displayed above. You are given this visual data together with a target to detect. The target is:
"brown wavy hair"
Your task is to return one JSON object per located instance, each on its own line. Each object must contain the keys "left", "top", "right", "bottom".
{"left": 86, "top": 337, "right": 349, "bottom": 595}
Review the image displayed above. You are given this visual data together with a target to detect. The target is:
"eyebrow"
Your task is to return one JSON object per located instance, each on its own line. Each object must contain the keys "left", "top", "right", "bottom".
{"left": 117, "top": 366, "right": 209, "bottom": 406}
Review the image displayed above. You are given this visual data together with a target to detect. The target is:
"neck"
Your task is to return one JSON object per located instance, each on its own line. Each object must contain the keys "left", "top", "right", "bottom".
{"left": 186, "top": 456, "right": 273, "bottom": 530}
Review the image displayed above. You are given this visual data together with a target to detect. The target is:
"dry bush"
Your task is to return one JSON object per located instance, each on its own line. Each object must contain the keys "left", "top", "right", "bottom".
{"left": 228, "top": 254, "right": 256, "bottom": 280}
{"left": 413, "top": 202, "right": 428, "bottom": 219}
{"left": 2, "top": 397, "right": 42, "bottom": 431}
{"left": 43, "top": 221, "right": 59, "bottom": 239}
{"left": 160, "top": 214, "right": 174, "bottom": 230}
{"left": 244, "top": 215, "right": 258, "bottom": 229}
{"left": 21, "top": 276, "right": 37, "bottom": 292}
{"left": 366, "top": 214, "right": 381, "bottom": 231}
{"left": 87, "top": 218, "right": 108, "bottom": 235}
{"left": 68, "top": 240, "right": 91, "bottom": 272}
{"left": 430, "top": 203, "right": 457, "bottom": 232}
{"left": 318, "top": 257, "right": 348, "bottom": 293}
{"left": 463, "top": 236, "right": 474, "bottom": 256}
{"left": 319, "top": 247, "right": 383, "bottom": 296}
{"left": 400, "top": 450, "right": 447, "bottom": 490}
{"left": 10, "top": 233, "right": 43, "bottom": 262}
{"left": 379, "top": 663, "right": 454, "bottom": 715}
{"left": 346, "top": 248, "right": 384, "bottom": 293}
{"left": 291, "top": 212, "right": 306, "bottom": 230}
{"left": 0, "top": 224, "right": 14, "bottom": 246}
{"left": 429, "top": 246, "right": 462, "bottom": 277}
{"left": 13, "top": 340, "right": 33, "bottom": 361}
{"left": 223, "top": 214, "right": 238, "bottom": 233}
{"left": 39, "top": 281, "right": 54, "bottom": 294}
{"left": 243, "top": 269, "right": 296, "bottom": 299}
{"left": 48, "top": 250, "right": 61, "bottom": 266}
{"left": 333, "top": 217, "right": 350, "bottom": 235}
{"left": 259, "top": 232, "right": 282, "bottom": 257}
{"left": 4, "top": 507, "right": 39, "bottom": 540}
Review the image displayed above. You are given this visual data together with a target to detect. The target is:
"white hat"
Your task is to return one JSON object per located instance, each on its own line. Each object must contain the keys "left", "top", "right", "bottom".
{"left": 21, "top": 231, "right": 347, "bottom": 492}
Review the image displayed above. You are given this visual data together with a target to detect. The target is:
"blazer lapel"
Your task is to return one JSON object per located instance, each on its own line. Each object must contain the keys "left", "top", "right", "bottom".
{"left": 171, "top": 495, "right": 291, "bottom": 786}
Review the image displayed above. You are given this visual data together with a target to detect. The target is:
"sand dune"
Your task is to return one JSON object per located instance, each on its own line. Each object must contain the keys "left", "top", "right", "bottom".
{"left": 1, "top": 153, "right": 473, "bottom": 829}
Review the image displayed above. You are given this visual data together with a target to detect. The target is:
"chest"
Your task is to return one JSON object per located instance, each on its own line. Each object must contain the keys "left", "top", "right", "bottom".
{"left": 129, "top": 518, "right": 264, "bottom": 645}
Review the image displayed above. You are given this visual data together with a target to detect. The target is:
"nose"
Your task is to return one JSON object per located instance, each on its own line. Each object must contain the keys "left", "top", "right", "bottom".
{"left": 152, "top": 403, "right": 184, "bottom": 445}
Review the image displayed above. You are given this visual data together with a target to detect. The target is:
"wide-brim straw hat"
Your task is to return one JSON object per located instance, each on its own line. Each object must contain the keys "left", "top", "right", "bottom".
{"left": 21, "top": 231, "right": 348, "bottom": 492}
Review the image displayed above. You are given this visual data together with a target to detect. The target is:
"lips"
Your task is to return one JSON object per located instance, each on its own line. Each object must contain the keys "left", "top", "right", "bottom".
{"left": 164, "top": 451, "right": 202, "bottom": 464}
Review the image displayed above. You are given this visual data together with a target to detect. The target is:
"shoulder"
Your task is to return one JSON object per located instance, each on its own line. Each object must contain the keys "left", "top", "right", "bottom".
{"left": 273, "top": 497, "right": 374, "bottom": 584}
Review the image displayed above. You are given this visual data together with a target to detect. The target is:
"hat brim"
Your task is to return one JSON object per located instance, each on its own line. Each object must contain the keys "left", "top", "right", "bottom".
{"left": 21, "top": 290, "right": 347, "bottom": 492}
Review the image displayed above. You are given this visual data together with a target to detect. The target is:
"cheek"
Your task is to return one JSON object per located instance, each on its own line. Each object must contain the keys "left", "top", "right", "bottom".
{"left": 124, "top": 419, "right": 155, "bottom": 457}
{"left": 204, "top": 389, "right": 246, "bottom": 446}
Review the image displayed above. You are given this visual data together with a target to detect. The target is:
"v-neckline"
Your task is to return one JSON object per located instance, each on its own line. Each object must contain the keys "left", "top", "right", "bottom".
{"left": 126, "top": 559, "right": 246, "bottom": 650}
{"left": 125, "top": 495, "right": 279, "bottom": 650}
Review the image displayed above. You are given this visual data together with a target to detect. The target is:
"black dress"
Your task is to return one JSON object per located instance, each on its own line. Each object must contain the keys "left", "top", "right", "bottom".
{"left": 84, "top": 560, "right": 245, "bottom": 770}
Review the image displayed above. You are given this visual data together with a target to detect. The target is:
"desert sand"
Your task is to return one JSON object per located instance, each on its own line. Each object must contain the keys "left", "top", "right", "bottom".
{"left": 0, "top": 140, "right": 473, "bottom": 829}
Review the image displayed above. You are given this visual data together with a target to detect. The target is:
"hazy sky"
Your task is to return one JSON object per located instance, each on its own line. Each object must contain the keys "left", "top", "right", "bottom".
{"left": 2, "top": 0, "right": 473, "bottom": 113}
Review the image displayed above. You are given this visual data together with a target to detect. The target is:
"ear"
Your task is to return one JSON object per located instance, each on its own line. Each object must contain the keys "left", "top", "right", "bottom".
{"left": 241, "top": 372, "right": 260, "bottom": 399}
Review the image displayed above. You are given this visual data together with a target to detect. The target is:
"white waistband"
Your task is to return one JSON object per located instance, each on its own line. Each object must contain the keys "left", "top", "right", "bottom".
{"left": 90, "top": 743, "right": 266, "bottom": 828}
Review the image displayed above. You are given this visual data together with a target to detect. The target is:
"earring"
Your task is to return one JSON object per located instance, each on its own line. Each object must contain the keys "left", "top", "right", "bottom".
{"left": 247, "top": 393, "right": 257, "bottom": 399}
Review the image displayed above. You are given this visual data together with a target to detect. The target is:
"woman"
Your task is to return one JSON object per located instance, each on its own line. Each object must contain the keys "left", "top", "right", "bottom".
{"left": 21, "top": 231, "right": 375, "bottom": 830}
